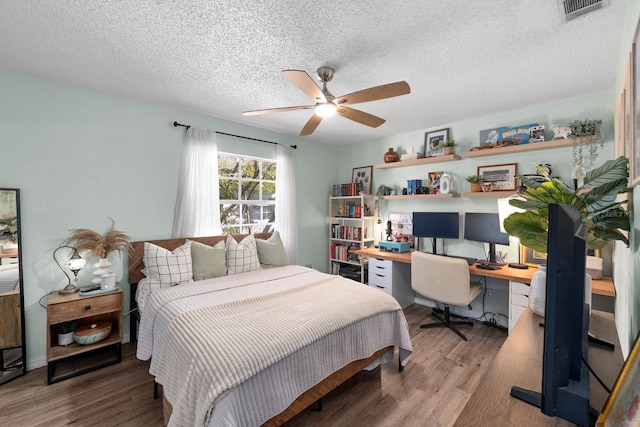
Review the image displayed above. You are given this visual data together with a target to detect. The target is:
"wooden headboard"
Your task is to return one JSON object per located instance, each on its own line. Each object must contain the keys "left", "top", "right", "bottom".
{"left": 128, "top": 233, "right": 272, "bottom": 285}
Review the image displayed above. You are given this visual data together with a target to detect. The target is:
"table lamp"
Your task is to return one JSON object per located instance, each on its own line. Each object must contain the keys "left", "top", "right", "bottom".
{"left": 53, "top": 245, "right": 87, "bottom": 294}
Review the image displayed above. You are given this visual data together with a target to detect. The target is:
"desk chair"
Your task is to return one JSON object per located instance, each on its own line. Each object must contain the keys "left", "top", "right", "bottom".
{"left": 411, "top": 252, "right": 483, "bottom": 341}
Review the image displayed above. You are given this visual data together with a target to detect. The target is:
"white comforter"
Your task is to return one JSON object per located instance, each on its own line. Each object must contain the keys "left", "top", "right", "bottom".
{"left": 137, "top": 265, "right": 412, "bottom": 427}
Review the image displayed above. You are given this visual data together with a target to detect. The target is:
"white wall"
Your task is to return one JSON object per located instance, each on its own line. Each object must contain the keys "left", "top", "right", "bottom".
{"left": 0, "top": 68, "right": 339, "bottom": 368}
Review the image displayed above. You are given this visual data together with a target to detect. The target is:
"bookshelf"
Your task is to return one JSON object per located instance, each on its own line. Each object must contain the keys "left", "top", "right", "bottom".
{"left": 329, "top": 195, "right": 377, "bottom": 284}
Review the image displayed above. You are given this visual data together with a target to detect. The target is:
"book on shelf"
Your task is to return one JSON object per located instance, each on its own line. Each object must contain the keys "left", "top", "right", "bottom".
{"left": 331, "top": 182, "right": 364, "bottom": 197}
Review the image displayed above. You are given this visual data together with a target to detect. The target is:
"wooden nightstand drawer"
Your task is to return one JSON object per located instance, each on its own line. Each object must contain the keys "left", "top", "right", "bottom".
{"left": 48, "top": 292, "right": 122, "bottom": 324}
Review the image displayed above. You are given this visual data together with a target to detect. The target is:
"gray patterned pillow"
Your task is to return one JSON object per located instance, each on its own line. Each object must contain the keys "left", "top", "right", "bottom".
{"left": 143, "top": 241, "right": 192, "bottom": 288}
{"left": 225, "top": 235, "right": 262, "bottom": 275}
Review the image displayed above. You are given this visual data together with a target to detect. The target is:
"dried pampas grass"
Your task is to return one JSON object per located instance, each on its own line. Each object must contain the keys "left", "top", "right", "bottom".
{"left": 65, "top": 218, "right": 132, "bottom": 259}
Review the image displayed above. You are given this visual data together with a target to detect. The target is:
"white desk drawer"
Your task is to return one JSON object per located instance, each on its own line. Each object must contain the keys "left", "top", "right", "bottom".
{"left": 370, "top": 281, "right": 392, "bottom": 296}
{"left": 369, "top": 257, "right": 393, "bottom": 270}
{"left": 369, "top": 271, "right": 392, "bottom": 288}
{"left": 511, "top": 292, "right": 529, "bottom": 307}
{"left": 511, "top": 281, "right": 529, "bottom": 296}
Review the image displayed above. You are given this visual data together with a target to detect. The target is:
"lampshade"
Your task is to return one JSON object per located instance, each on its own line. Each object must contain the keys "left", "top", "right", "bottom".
{"left": 53, "top": 245, "right": 86, "bottom": 294}
{"left": 497, "top": 196, "right": 525, "bottom": 233}
{"left": 316, "top": 102, "right": 337, "bottom": 117}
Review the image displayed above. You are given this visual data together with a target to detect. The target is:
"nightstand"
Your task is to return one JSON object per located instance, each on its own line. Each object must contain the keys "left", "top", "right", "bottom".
{"left": 46, "top": 286, "right": 123, "bottom": 384}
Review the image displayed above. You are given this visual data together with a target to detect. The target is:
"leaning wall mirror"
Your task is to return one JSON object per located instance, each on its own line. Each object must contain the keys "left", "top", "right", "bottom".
{"left": 0, "top": 188, "right": 25, "bottom": 384}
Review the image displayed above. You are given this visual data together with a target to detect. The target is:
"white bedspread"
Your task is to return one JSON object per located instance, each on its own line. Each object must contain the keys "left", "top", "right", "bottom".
{"left": 0, "top": 263, "right": 19, "bottom": 293}
{"left": 137, "top": 265, "right": 412, "bottom": 427}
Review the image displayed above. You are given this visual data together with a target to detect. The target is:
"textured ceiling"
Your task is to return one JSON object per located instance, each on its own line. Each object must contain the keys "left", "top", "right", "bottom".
{"left": 0, "top": 1, "right": 628, "bottom": 145}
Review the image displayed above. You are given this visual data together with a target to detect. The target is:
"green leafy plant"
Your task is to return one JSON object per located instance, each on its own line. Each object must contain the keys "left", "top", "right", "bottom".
{"left": 503, "top": 156, "right": 630, "bottom": 253}
{"left": 57, "top": 319, "right": 79, "bottom": 334}
{"left": 465, "top": 175, "right": 484, "bottom": 183}
{"left": 442, "top": 139, "right": 456, "bottom": 147}
{"left": 0, "top": 217, "right": 18, "bottom": 243}
{"left": 569, "top": 119, "right": 604, "bottom": 165}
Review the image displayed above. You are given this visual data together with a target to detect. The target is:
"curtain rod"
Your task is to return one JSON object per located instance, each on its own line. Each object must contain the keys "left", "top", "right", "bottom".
{"left": 173, "top": 121, "right": 297, "bottom": 149}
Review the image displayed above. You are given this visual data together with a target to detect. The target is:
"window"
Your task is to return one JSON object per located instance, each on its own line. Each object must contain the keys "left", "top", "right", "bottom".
{"left": 218, "top": 153, "right": 276, "bottom": 234}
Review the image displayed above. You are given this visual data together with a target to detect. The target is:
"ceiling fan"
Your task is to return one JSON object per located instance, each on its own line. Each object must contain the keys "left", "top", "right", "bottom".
{"left": 242, "top": 67, "right": 411, "bottom": 136}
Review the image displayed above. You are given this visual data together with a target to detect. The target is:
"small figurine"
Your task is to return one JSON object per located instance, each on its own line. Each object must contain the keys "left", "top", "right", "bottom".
{"left": 551, "top": 124, "right": 572, "bottom": 139}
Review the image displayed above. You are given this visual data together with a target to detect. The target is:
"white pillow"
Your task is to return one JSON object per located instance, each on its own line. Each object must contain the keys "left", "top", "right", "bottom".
{"left": 143, "top": 241, "right": 193, "bottom": 288}
{"left": 225, "top": 235, "right": 262, "bottom": 275}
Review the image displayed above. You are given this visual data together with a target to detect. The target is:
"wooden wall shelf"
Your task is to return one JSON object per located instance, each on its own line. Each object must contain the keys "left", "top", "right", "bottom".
{"left": 382, "top": 193, "right": 458, "bottom": 200}
{"left": 460, "top": 192, "right": 516, "bottom": 198}
{"left": 463, "top": 138, "right": 575, "bottom": 158}
{"left": 374, "top": 154, "right": 461, "bottom": 169}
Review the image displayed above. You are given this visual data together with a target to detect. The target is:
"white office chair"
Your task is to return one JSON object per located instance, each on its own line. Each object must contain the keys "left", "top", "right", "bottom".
{"left": 411, "top": 251, "right": 483, "bottom": 341}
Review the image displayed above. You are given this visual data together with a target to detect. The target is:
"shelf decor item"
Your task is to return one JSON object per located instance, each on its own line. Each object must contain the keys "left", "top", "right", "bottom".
{"left": 424, "top": 128, "right": 449, "bottom": 157}
{"left": 73, "top": 321, "right": 112, "bottom": 345}
{"left": 63, "top": 218, "right": 132, "bottom": 285}
{"left": 57, "top": 319, "right": 79, "bottom": 346}
{"left": 352, "top": 165, "right": 373, "bottom": 194}
{"left": 567, "top": 119, "right": 604, "bottom": 165}
{"left": 465, "top": 175, "right": 484, "bottom": 192}
{"left": 442, "top": 139, "right": 456, "bottom": 155}
{"left": 384, "top": 148, "right": 399, "bottom": 163}
{"left": 477, "top": 163, "right": 517, "bottom": 191}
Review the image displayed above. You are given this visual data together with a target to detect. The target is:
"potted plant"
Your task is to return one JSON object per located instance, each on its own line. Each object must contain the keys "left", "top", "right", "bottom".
{"left": 57, "top": 319, "right": 79, "bottom": 346}
{"left": 465, "top": 175, "right": 484, "bottom": 192}
{"left": 442, "top": 139, "right": 456, "bottom": 155}
{"left": 568, "top": 118, "right": 604, "bottom": 166}
{"left": 503, "top": 156, "right": 629, "bottom": 253}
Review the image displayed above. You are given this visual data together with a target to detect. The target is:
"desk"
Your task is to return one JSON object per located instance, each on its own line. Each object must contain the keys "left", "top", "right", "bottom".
{"left": 355, "top": 248, "right": 615, "bottom": 331}
{"left": 453, "top": 308, "right": 623, "bottom": 426}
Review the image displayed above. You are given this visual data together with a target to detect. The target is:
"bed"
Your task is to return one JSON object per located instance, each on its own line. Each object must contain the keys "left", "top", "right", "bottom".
{"left": 130, "top": 234, "right": 412, "bottom": 427}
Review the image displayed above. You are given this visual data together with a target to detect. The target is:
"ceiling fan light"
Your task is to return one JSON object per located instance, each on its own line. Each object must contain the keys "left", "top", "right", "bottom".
{"left": 316, "top": 102, "right": 337, "bottom": 118}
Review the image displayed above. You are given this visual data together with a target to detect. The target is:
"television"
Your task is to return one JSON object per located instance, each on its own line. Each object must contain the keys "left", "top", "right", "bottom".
{"left": 510, "top": 203, "right": 593, "bottom": 425}
{"left": 412, "top": 211, "right": 459, "bottom": 254}
{"left": 463, "top": 212, "right": 510, "bottom": 263}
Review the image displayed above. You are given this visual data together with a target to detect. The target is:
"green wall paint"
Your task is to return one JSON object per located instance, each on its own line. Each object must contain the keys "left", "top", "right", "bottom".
{"left": 0, "top": 68, "right": 338, "bottom": 367}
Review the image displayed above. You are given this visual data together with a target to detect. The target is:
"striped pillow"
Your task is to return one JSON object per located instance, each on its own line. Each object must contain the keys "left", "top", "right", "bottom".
{"left": 225, "top": 235, "right": 262, "bottom": 275}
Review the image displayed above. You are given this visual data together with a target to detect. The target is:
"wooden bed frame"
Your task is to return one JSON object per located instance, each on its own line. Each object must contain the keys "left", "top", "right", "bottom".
{"left": 128, "top": 234, "right": 400, "bottom": 426}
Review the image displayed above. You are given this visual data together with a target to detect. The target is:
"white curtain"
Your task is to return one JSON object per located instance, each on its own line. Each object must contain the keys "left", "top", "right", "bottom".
{"left": 275, "top": 144, "right": 298, "bottom": 264}
{"left": 172, "top": 127, "right": 222, "bottom": 238}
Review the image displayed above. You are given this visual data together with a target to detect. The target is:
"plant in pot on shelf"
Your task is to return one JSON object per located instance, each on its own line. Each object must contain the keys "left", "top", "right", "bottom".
{"left": 64, "top": 218, "right": 132, "bottom": 286}
{"left": 503, "top": 156, "right": 630, "bottom": 316}
{"left": 57, "top": 319, "right": 79, "bottom": 346}
{"left": 465, "top": 175, "right": 484, "bottom": 192}
{"left": 442, "top": 139, "right": 456, "bottom": 155}
{"left": 568, "top": 118, "right": 604, "bottom": 166}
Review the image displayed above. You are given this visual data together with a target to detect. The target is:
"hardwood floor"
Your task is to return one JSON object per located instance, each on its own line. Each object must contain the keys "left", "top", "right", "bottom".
{"left": 0, "top": 304, "right": 505, "bottom": 426}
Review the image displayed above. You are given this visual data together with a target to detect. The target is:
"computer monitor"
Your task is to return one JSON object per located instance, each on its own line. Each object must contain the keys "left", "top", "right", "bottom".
{"left": 510, "top": 203, "right": 593, "bottom": 425}
{"left": 412, "top": 212, "right": 459, "bottom": 254}
{"left": 463, "top": 212, "right": 510, "bottom": 263}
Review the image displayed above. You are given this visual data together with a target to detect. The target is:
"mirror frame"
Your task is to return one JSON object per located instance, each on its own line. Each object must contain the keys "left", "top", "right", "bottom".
{"left": 0, "top": 188, "right": 25, "bottom": 384}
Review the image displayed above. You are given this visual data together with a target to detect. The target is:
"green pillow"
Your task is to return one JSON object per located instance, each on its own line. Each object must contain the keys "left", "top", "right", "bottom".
{"left": 190, "top": 240, "right": 227, "bottom": 280}
{"left": 256, "top": 231, "right": 288, "bottom": 268}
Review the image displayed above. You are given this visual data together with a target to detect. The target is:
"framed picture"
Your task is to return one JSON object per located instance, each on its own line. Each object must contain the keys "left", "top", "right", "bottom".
{"left": 352, "top": 165, "right": 372, "bottom": 194}
{"left": 477, "top": 163, "right": 518, "bottom": 191}
{"left": 479, "top": 127, "right": 505, "bottom": 146}
{"left": 632, "top": 23, "right": 640, "bottom": 186}
{"left": 519, "top": 246, "right": 547, "bottom": 266}
{"left": 424, "top": 128, "right": 449, "bottom": 157}
{"left": 596, "top": 331, "right": 640, "bottom": 426}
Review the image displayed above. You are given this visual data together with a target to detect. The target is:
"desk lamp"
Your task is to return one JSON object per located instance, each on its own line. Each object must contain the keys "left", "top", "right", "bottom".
{"left": 53, "top": 245, "right": 87, "bottom": 294}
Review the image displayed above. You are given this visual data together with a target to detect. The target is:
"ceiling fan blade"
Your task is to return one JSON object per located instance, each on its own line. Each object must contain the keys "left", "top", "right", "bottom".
{"left": 242, "top": 105, "right": 315, "bottom": 116}
{"left": 336, "top": 106, "right": 385, "bottom": 128}
{"left": 335, "top": 81, "right": 410, "bottom": 105}
{"left": 300, "top": 113, "right": 323, "bottom": 136}
{"left": 283, "top": 70, "right": 326, "bottom": 103}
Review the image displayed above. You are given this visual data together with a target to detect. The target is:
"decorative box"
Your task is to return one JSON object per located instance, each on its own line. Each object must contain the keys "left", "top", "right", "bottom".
{"left": 498, "top": 123, "right": 539, "bottom": 145}
{"left": 74, "top": 321, "right": 112, "bottom": 345}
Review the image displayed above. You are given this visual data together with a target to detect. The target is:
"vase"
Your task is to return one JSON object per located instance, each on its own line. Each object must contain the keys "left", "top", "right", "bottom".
{"left": 528, "top": 264, "right": 593, "bottom": 317}
{"left": 529, "top": 265, "right": 547, "bottom": 317}
{"left": 470, "top": 182, "right": 481, "bottom": 192}
{"left": 92, "top": 258, "right": 113, "bottom": 285}
{"left": 58, "top": 331, "right": 74, "bottom": 346}
{"left": 440, "top": 172, "right": 452, "bottom": 194}
{"left": 384, "top": 148, "right": 399, "bottom": 163}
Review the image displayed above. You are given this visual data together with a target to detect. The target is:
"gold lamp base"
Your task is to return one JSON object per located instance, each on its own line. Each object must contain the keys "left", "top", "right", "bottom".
{"left": 58, "top": 284, "right": 79, "bottom": 295}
